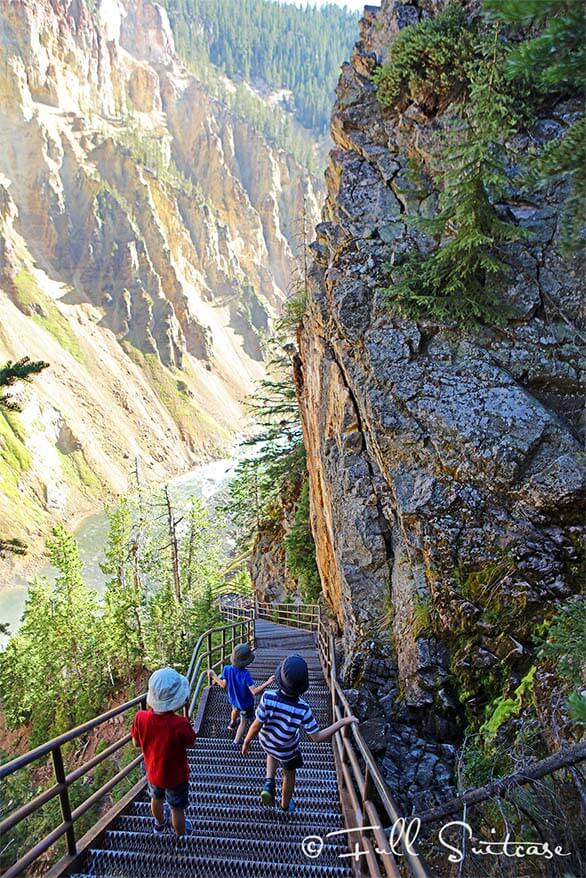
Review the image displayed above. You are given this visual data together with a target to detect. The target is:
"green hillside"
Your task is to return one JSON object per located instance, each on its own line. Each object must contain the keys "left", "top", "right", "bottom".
{"left": 161, "top": 0, "right": 359, "bottom": 135}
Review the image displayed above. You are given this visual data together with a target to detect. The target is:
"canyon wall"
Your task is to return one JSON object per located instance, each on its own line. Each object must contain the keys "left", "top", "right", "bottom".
{"left": 0, "top": 0, "right": 319, "bottom": 571}
{"left": 296, "top": 0, "right": 584, "bottom": 810}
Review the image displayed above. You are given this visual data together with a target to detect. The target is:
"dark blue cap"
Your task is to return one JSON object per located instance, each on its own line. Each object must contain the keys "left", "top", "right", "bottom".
{"left": 275, "top": 655, "right": 309, "bottom": 698}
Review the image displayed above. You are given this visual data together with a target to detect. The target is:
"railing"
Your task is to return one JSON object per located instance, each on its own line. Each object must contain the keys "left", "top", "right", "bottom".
{"left": 255, "top": 598, "right": 432, "bottom": 878}
{"left": 255, "top": 599, "right": 586, "bottom": 878}
{"left": 0, "top": 612, "right": 255, "bottom": 878}
{"left": 256, "top": 597, "right": 320, "bottom": 630}
{"left": 186, "top": 614, "right": 255, "bottom": 718}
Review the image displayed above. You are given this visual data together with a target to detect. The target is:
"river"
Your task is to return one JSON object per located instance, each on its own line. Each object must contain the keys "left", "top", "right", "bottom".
{"left": 0, "top": 456, "right": 236, "bottom": 647}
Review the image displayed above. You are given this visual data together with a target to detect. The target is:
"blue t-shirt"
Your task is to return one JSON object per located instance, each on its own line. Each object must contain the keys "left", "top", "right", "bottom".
{"left": 221, "top": 665, "right": 254, "bottom": 710}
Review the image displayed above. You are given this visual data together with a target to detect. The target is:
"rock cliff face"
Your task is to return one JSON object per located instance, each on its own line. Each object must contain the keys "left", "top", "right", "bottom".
{"left": 0, "top": 0, "right": 319, "bottom": 569}
{"left": 296, "top": 0, "right": 584, "bottom": 809}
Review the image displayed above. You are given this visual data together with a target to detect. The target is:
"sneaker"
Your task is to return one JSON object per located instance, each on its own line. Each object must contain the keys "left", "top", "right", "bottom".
{"left": 153, "top": 802, "right": 171, "bottom": 833}
{"left": 227, "top": 721, "right": 237, "bottom": 732}
{"left": 280, "top": 799, "right": 295, "bottom": 813}
{"left": 260, "top": 779, "right": 276, "bottom": 807}
{"left": 175, "top": 817, "right": 193, "bottom": 839}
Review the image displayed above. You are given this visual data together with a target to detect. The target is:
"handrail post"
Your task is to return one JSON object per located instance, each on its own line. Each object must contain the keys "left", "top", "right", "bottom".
{"left": 52, "top": 746, "right": 76, "bottom": 857}
{"left": 207, "top": 631, "right": 213, "bottom": 671}
{"left": 221, "top": 627, "right": 227, "bottom": 665}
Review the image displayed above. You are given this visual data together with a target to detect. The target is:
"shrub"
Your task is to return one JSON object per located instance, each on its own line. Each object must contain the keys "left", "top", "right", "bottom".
{"left": 285, "top": 479, "right": 321, "bottom": 603}
{"left": 372, "top": 2, "right": 474, "bottom": 109}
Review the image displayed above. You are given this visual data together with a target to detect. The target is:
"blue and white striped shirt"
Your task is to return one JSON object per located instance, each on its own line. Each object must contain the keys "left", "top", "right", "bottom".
{"left": 256, "top": 690, "right": 319, "bottom": 760}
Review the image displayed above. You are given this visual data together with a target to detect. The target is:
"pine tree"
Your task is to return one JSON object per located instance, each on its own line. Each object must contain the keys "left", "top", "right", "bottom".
{"left": 46, "top": 524, "right": 107, "bottom": 730}
{"left": 385, "top": 37, "right": 529, "bottom": 325}
{"left": 102, "top": 497, "right": 146, "bottom": 681}
{"left": 284, "top": 479, "right": 321, "bottom": 603}
{"left": 0, "top": 357, "right": 48, "bottom": 410}
{"left": 485, "top": 0, "right": 585, "bottom": 252}
{"left": 377, "top": 1, "right": 584, "bottom": 322}
{"left": 0, "top": 526, "right": 107, "bottom": 743}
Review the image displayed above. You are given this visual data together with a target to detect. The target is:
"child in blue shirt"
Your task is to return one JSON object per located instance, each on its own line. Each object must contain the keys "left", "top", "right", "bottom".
{"left": 208, "top": 643, "right": 274, "bottom": 746}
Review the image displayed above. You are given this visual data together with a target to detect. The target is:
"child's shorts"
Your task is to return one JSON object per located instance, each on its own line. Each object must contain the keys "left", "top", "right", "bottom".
{"left": 233, "top": 705, "right": 254, "bottom": 721}
{"left": 147, "top": 780, "right": 189, "bottom": 809}
{"left": 272, "top": 749, "right": 303, "bottom": 771}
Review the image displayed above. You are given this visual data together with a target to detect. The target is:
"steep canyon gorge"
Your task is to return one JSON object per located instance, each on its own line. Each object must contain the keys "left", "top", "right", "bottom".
{"left": 0, "top": 0, "right": 320, "bottom": 574}
{"left": 0, "top": 0, "right": 584, "bottom": 852}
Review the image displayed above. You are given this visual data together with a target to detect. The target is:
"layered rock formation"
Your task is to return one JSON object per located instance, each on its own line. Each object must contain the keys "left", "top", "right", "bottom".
{"left": 0, "top": 0, "right": 319, "bottom": 569}
{"left": 295, "top": 0, "right": 584, "bottom": 809}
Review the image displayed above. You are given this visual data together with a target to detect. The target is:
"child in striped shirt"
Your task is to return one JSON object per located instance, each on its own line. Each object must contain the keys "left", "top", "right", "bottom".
{"left": 242, "top": 654, "right": 357, "bottom": 812}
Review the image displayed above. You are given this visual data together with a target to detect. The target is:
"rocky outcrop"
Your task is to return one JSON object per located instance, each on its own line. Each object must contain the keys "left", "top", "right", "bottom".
{"left": 250, "top": 518, "right": 297, "bottom": 606}
{"left": 296, "top": 0, "right": 584, "bottom": 810}
{"left": 0, "top": 0, "right": 320, "bottom": 568}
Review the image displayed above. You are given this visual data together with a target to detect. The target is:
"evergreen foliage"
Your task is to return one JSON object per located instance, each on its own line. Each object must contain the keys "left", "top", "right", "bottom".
{"left": 0, "top": 357, "right": 48, "bottom": 410}
{"left": 374, "top": 0, "right": 584, "bottom": 322}
{"left": 284, "top": 479, "right": 321, "bottom": 603}
{"left": 0, "top": 491, "right": 224, "bottom": 745}
{"left": 225, "top": 341, "right": 305, "bottom": 550}
{"left": 540, "top": 599, "right": 586, "bottom": 689}
{"left": 372, "top": 2, "right": 474, "bottom": 109}
{"left": 0, "top": 526, "right": 107, "bottom": 745}
{"left": 486, "top": 0, "right": 586, "bottom": 252}
{"left": 485, "top": 0, "right": 585, "bottom": 91}
{"left": 224, "top": 338, "right": 321, "bottom": 603}
{"left": 160, "top": 0, "right": 358, "bottom": 135}
{"left": 101, "top": 498, "right": 146, "bottom": 680}
{"left": 384, "top": 25, "right": 530, "bottom": 323}
{"left": 523, "top": 116, "right": 586, "bottom": 253}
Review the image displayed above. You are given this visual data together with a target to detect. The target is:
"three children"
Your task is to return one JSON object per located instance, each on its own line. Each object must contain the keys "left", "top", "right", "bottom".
{"left": 132, "top": 645, "right": 358, "bottom": 828}
{"left": 207, "top": 643, "right": 274, "bottom": 745}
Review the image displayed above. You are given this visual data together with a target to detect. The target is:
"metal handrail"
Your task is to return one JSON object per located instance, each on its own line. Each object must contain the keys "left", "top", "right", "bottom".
{"left": 255, "top": 597, "right": 320, "bottom": 630}
{"left": 0, "top": 611, "right": 255, "bottom": 878}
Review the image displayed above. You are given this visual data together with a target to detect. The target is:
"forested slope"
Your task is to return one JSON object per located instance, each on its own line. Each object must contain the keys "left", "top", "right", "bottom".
{"left": 159, "top": 0, "right": 358, "bottom": 170}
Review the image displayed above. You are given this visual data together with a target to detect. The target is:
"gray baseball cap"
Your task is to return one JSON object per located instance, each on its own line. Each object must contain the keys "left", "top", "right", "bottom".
{"left": 231, "top": 643, "right": 255, "bottom": 668}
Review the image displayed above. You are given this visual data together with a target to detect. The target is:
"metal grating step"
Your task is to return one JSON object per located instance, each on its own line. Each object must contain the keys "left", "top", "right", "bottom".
{"left": 136, "top": 787, "right": 342, "bottom": 810}
{"left": 130, "top": 800, "right": 345, "bottom": 827}
{"left": 157, "top": 766, "right": 338, "bottom": 788}
{"left": 101, "top": 829, "right": 344, "bottom": 865}
{"left": 186, "top": 752, "right": 336, "bottom": 771}
{"left": 115, "top": 814, "right": 348, "bottom": 845}
{"left": 191, "top": 742, "right": 334, "bottom": 764}
{"left": 81, "top": 848, "right": 353, "bottom": 877}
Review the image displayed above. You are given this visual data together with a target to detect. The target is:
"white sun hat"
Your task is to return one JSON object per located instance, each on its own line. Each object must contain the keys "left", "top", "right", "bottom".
{"left": 147, "top": 667, "right": 190, "bottom": 713}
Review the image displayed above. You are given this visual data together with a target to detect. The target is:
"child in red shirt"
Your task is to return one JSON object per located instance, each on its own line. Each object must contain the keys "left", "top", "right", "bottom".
{"left": 131, "top": 667, "right": 196, "bottom": 836}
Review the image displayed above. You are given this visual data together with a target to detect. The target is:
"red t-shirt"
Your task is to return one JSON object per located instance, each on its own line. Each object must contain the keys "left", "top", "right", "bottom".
{"left": 131, "top": 710, "right": 196, "bottom": 788}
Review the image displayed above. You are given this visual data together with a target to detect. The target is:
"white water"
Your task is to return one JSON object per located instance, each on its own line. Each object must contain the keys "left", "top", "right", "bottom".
{"left": 0, "top": 457, "right": 236, "bottom": 647}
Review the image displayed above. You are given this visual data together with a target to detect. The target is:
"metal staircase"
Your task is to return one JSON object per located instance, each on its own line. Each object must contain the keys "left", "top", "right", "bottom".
{"left": 0, "top": 603, "right": 433, "bottom": 878}
{"left": 3, "top": 602, "right": 584, "bottom": 877}
{"left": 67, "top": 618, "right": 353, "bottom": 877}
